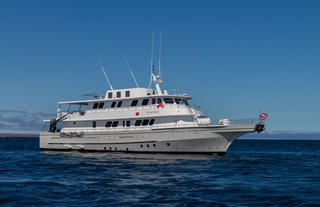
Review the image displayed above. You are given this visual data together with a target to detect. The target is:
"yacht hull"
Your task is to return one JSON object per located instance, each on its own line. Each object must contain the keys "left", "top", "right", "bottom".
{"left": 40, "top": 124, "right": 261, "bottom": 154}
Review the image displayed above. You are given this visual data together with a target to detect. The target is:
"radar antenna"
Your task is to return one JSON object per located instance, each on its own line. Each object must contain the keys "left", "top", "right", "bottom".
{"left": 95, "top": 52, "right": 114, "bottom": 91}
{"left": 122, "top": 53, "right": 139, "bottom": 88}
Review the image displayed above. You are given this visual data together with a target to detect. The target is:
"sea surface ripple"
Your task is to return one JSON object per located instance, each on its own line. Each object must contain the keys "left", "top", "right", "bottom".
{"left": 0, "top": 138, "right": 319, "bottom": 207}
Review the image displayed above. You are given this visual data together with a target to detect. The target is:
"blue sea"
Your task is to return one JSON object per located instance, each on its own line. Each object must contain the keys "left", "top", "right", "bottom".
{"left": 0, "top": 138, "right": 319, "bottom": 207}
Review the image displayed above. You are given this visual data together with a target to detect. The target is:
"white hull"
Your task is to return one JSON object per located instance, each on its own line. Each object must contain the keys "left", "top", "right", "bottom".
{"left": 40, "top": 124, "right": 260, "bottom": 154}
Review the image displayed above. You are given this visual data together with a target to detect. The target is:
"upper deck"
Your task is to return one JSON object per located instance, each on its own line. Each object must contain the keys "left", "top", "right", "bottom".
{"left": 58, "top": 87, "right": 192, "bottom": 106}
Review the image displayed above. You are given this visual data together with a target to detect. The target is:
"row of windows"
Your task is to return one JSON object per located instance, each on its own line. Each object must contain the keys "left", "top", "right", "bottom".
{"left": 108, "top": 91, "right": 131, "bottom": 99}
{"left": 92, "top": 119, "right": 155, "bottom": 128}
{"left": 92, "top": 98, "right": 188, "bottom": 109}
{"left": 103, "top": 142, "right": 171, "bottom": 151}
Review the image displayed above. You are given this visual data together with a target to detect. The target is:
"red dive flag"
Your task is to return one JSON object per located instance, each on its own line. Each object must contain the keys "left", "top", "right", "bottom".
{"left": 259, "top": 113, "right": 268, "bottom": 119}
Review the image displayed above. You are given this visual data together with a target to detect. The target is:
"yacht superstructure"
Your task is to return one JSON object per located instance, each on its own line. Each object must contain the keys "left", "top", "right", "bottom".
{"left": 40, "top": 69, "right": 265, "bottom": 154}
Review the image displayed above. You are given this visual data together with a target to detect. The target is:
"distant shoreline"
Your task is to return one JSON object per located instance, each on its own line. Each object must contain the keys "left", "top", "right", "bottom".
{"left": 0, "top": 133, "right": 39, "bottom": 138}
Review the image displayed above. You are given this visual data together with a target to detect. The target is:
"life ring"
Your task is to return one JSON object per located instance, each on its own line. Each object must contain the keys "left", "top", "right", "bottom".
{"left": 157, "top": 103, "right": 164, "bottom": 109}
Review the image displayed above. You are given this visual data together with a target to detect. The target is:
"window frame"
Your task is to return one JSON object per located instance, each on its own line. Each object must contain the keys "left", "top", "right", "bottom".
{"left": 141, "top": 99, "right": 149, "bottom": 106}
{"left": 98, "top": 102, "right": 104, "bottom": 109}
{"left": 131, "top": 100, "right": 138, "bottom": 106}
{"left": 93, "top": 103, "right": 99, "bottom": 109}
{"left": 142, "top": 119, "right": 149, "bottom": 126}
{"left": 149, "top": 119, "right": 155, "bottom": 125}
{"left": 112, "top": 121, "right": 119, "bottom": 127}
{"left": 135, "top": 120, "right": 142, "bottom": 126}
{"left": 105, "top": 121, "right": 112, "bottom": 127}
{"left": 164, "top": 98, "right": 174, "bottom": 104}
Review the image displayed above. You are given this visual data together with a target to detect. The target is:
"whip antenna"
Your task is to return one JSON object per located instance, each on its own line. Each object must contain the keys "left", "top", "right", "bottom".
{"left": 148, "top": 32, "right": 154, "bottom": 89}
{"left": 158, "top": 32, "right": 162, "bottom": 77}
{"left": 122, "top": 53, "right": 139, "bottom": 88}
{"left": 95, "top": 52, "right": 114, "bottom": 90}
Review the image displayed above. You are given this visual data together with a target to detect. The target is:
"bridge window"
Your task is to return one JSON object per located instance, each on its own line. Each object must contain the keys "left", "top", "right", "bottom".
{"left": 112, "top": 121, "right": 119, "bottom": 127}
{"left": 183, "top": 100, "right": 189, "bottom": 106}
{"left": 152, "top": 98, "right": 156, "bottom": 104}
{"left": 142, "top": 99, "right": 149, "bottom": 105}
{"left": 149, "top": 119, "right": 155, "bottom": 125}
{"left": 131, "top": 100, "right": 138, "bottom": 106}
{"left": 108, "top": 92, "right": 112, "bottom": 99}
{"left": 111, "top": 102, "right": 116, "bottom": 108}
{"left": 117, "top": 91, "right": 121, "bottom": 98}
{"left": 164, "top": 98, "right": 174, "bottom": 104}
{"left": 126, "top": 120, "right": 130, "bottom": 127}
{"left": 135, "top": 120, "right": 142, "bottom": 126}
{"left": 93, "top": 103, "right": 99, "bottom": 109}
{"left": 175, "top": 99, "right": 182, "bottom": 104}
{"left": 157, "top": 98, "right": 162, "bottom": 104}
{"left": 98, "top": 102, "right": 104, "bottom": 109}
{"left": 92, "top": 121, "right": 96, "bottom": 128}
{"left": 105, "top": 121, "right": 112, "bottom": 127}
{"left": 142, "top": 119, "right": 149, "bottom": 126}
{"left": 125, "top": 91, "right": 130, "bottom": 97}
{"left": 117, "top": 101, "right": 122, "bottom": 107}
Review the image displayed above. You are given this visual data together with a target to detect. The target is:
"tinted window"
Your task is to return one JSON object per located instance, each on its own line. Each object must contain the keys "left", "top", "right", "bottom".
{"left": 149, "top": 119, "right": 155, "bottom": 125}
{"left": 112, "top": 121, "right": 119, "bottom": 127}
{"left": 98, "top": 102, "right": 104, "bottom": 109}
{"left": 125, "top": 91, "right": 130, "bottom": 97}
{"left": 117, "top": 91, "right": 121, "bottom": 98}
{"left": 142, "top": 99, "right": 149, "bottom": 105}
{"left": 131, "top": 100, "right": 138, "bottom": 106}
{"left": 117, "top": 101, "right": 122, "bottom": 107}
{"left": 175, "top": 99, "right": 182, "bottom": 104}
{"left": 126, "top": 120, "right": 130, "bottom": 127}
{"left": 183, "top": 100, "right": 189, "bottom": 106}
{"left": 157, "top": 98, "right": 162, "bottom": 104}
{"left": 111, "top": 102, "right": 116, "bottom": 108}
{"left": 93, "top": 103, "right": 99, "bottom": 109}
{"left": 152, "top": 98, "right": 156, "bottom": 104}
{"left": 135, "top": 120, "right": 142, "bottom": 126}
{"left": 92, "top": 121, "right": 96, "bottom": 128}
{"left": 123, "top": 121, "right": 126, "bottom": 127}
{"left": 105, "top": 121, "right": 112, "bottom": 127}
{"left": 108, "top": 92, "right": 112, "bottom": 98}
{"left": 142, "top": 119, "right": 149, "bottom": 126}
{"left": 164, "top": 98, "right": 174, "bottom": 104}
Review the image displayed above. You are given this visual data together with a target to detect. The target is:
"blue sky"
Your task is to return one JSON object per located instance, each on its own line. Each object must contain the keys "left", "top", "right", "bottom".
{"left": 0, "top": 0, "right": 319, "bottom": 133}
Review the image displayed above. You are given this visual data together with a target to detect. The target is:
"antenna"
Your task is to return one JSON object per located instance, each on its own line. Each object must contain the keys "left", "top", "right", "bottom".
{"left": 122, "top": 53, "right": 139, "bottom": 88}
{"left": 95, "top": 52, "right": 114, "bottom": 90}
{"left": 148, "top": 32, "right": 154, "bottom": 89}
{"left": 158, "top": 32, "right": 162, "bottom": 77}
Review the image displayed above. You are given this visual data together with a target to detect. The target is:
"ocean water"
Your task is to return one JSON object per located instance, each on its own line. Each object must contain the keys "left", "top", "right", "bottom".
{"left": 0, "top": 138, "right": 319, "bottom": 207}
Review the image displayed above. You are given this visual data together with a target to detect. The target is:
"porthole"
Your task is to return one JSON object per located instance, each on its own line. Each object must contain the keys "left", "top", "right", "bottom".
{"left": 126, "top": 148, "right": 129, "bottom": 151}
{"left": 115, "top": 147, "right": 117, "bottom": 151}
{"left": 147, "top": 144, "right": 149, "bottom": 148}
{"left": 109, "top": 147, "right": 112, "bottom": 150}
{"left": 140, "top": 144, "right": 143, "bottom": 148}
{"left": 104, "top": 147, "right": 106, "bottom": 150}
{"left": 167, "top": 143, "right": 170, "bottom": 146}
{"left": 153, "top": 144, "right": 156, "bottom": 147}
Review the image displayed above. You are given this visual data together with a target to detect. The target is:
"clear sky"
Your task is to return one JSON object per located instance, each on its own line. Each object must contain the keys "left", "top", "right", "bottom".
{"left": 0, "top": 0, "right": 319, "bottom": 133}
